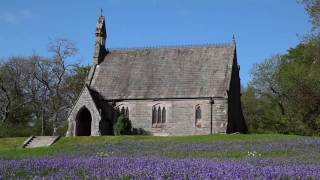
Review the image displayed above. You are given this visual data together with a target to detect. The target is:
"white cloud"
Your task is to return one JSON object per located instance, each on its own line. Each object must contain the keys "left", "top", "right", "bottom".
{"left": 0, "top": 9, "right": 33, "bottom": 24}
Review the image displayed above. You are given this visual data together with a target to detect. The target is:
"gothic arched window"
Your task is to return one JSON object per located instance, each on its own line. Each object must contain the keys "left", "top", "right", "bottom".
{"left": 121, "top": 107, "right": 125, "bottom": 116}
{"left": 152, "top": 107, "right": 157, "bottom": 125}
{"left": 125, "top": 107, "right": 129, "bottom": 118}
{"left": 162, "top": 107, "right": 166, "bottom": 123}
{"left": 118, "top": 105, "right": 129, "bottom": 118}
{"left": 195, "top": 105, "right": 202, "bottom": 128}
{"left": 157, "top": 107, "right": 162, "bottom": 124}
{"left": 152, "top": 104, "right": 167, "bottom": 128}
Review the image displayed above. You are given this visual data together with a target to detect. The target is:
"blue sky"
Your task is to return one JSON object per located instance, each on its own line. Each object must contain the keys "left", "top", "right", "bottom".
{"left": 0, "top": 0, "right": 312, "bottom": 85}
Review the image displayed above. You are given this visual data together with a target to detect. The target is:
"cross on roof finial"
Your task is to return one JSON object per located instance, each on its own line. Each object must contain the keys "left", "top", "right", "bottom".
{"left": 232, "top": 34, "right": 236, "bottom": 44}
{"left": 100, "top": 8, "right": 103, "bottom": 16}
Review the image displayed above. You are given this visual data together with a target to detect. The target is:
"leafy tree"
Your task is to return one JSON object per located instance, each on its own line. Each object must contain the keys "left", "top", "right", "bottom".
{"left": 242, "top": 86, "right": 288, "bottom": 134}
{"left": 243, "top": 39, "right": 320, "bottom": 135}
{"left": 243, "top": 1, "right": 320, "bottom": 135}
{"left": 301, "top": 0, "right": 320, "bottom": 33}
{"left": 250, "top": 55, "right": 287, "bottom": 115}
{"left": 278, "top": 42, "right": 320, "bottom": 133}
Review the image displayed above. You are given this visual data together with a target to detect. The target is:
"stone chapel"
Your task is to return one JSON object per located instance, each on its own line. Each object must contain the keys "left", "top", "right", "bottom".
{"left": 66, "top": 15, "right": 247, "bottom": 136}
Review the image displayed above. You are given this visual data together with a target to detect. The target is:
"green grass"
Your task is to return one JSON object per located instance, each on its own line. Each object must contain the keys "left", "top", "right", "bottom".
{"left": 0, "top": 134, "right": 298, "bottom": 150}
{"left": 0, "top": 134, "right": 317, "bottom": 160}
{"left": 0, "top": 137, "right": 26, "bottom": 149}
{"left": 53, "top": 133, "right": 298, "bottom": 146}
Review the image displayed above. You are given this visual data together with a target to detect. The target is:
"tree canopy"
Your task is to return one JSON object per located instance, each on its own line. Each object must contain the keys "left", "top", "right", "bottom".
{"left": 242, "top": 0, "right": 320, "bottom": 135}
{"left": 0, "top": 39, "right": 90, "bottom": 137}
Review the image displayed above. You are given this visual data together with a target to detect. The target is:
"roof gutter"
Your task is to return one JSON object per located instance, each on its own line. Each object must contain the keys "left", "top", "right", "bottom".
{"left": 102, "top": 96, "right": 227, "bottom": 102}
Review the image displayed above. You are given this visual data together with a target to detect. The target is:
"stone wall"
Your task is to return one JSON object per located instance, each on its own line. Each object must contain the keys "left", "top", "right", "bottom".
{"left": 66, "top": 88, "right": 230, "bottom": 136}
{"left": 114, "top": 98, "right": 228, "bottom": 136}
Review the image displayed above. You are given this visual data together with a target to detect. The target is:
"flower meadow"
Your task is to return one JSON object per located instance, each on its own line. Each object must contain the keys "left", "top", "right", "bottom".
{"left": 1, "top": 135, "right": 320, "bottom": 179}
{"left": 1, "top": 157, "right": 320, "bottom": 179}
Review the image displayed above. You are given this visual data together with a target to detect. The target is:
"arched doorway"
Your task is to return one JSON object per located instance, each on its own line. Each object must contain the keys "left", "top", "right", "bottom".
{"left": 75, "top": 107, "right": 92, "bottom": 136}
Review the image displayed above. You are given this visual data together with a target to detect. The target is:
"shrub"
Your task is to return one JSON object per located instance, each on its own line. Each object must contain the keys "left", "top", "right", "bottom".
{"left": 113, "top": 115, "right": 132, "bottom": 135}
{"left": 0, "top": 122, "right": 40, "bottom": 138}
{"left": 132, "top": 128, "right": 151, "bottom": 135}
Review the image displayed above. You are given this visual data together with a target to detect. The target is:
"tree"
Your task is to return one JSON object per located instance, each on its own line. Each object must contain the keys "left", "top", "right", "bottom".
{"left": 33, "top": 38, "right": 79, "bottom": 135}
{"left": 301, "top": 0, "right": 320, "bottom": 33}
{"left": 243, "top": 40, "right": 320, "bottom": 135}
{"left": 0, "top": 57, "right": 37, "bottom": 125}
{"left": 250, "top": 55, "right": 287, "bottom": 116}
{"left": 0, "top": 38, "right": 88, "bottom": 137}
{"left": 242, "top": 86, "right": 290, "bottom": 134}
{"left": 236, "top": 1, "right": 320, "bottom": 135}
{"left": 277, "top": 42, "right": 320, "bottom": 133}
{"left": 63, "top": 65, "right": 90, "bottom": 106}
{"left": 0, "top": 57, "right": 43, "bottom": 137}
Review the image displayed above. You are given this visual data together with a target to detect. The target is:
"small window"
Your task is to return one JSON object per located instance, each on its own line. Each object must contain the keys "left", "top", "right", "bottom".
{"left": 195, "top": 105, "right": 201, "bottom": 128}
{"left": 116, "top": 107, "right": 120, "bottom": 114}
{"left": 162, "top": 107, "right": 166, "bottom": 123}
{"left": 125, "top": 107, "right": 129, "bottom": 118}
{"left": 157, "top": 107, "right": 162, "bottom": 124}
{"left": 152, "top": 107, "right": 157, "bottom": 125}
{"left": 121, "top": 107, "right": 125, "bottom": 115}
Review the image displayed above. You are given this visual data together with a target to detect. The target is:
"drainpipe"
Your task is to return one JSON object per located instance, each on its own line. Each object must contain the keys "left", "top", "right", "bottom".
{"left": 210, "top": 97, "right": 215, "bottom": 135}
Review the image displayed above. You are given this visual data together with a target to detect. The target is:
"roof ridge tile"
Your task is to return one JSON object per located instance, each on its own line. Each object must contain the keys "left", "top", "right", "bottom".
{"left": 108, "top": 42, "right": 233, "bottom": 51}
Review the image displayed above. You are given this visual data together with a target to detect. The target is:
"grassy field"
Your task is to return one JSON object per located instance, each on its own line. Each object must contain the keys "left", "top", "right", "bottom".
{"left": 0, "top": 133, "right": 315, "bottom": 159}
{"left": 0, "top": 133, "right": 292, "bottom": 149}
{"left": 1, "top": 134, "right": 320, "bottom": 179}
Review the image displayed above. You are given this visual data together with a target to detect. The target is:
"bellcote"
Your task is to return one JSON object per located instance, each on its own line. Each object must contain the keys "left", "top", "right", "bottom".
{"left": 96, "top": 16, "right": 106, "bottom": 47}
{"left": 93, "top": 15, "right": 107, "bottom": 64}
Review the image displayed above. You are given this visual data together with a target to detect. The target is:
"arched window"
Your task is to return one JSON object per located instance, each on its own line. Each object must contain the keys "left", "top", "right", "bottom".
{"left": 125, "top": 107, "right": 129, "bottom": 118}
{"left": 117, "top": 105, "right": 129, "bottom": 118}
{"left": 157, "top": 107, "right": 162, "bottom": 124}
{"left": 121, "top": 107, "right": 125, "bottom": 116}
{"left": 195, "top": 105, "right": 201, "bottom": 128}
{"left": 116, "top": 107, "right": 120, "bottom": 114}
{"left": 152, "top": 107, "right": 157, "bottom": 125}
{"left": 162, "top": 107, "right": 166, "bottom": 123}
{"left": 152, "top": 105, "right": 167, "bottom": 127}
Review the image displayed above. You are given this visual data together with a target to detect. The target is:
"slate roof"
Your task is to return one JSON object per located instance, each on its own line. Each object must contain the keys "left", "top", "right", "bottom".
{"left": 90, "top": 43, "right": 236, "bottom": 100}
